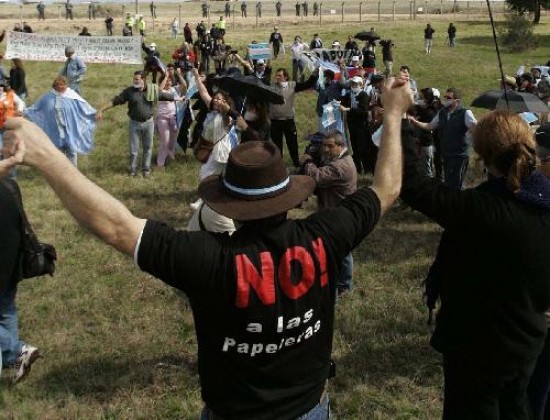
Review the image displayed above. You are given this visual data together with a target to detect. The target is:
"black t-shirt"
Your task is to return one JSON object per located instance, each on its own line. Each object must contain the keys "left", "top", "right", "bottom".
{"left": 138, "top": 188, "right": 381, "bottom": 419}
{"left": 269, "top": 32, "right": 282, "bottom": 45}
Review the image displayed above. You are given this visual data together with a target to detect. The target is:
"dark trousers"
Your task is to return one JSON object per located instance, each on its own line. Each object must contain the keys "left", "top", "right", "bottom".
{"left": 443, "top": 155, "right": 469, "bottom": 190}
{"left": 271, "top": 119, "right": 299, "bottom": 167}
{"left": 349, "top": 122, "right": 377, "bottom": 175}
{"left": 528, "top": 331, "right": 550, "bottom": 420}
{"left": 292, "top": 59, "right": 305, "bottom": 82}
{"left": 443, "top": 354, "right": 535, "bottom": 420}
{"left": 273, "top": 43, "right": 280, "bottom": 58}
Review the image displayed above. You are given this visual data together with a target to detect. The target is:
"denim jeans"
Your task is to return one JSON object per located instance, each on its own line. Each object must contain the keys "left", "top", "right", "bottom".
{"left": 421, "top": 145, "right": 434, "bottom": 177}
{"left": 292, "top": 58, "right": 305, "bottom": 82}
{"left": 129, "top": 118, "right": 154, "bottom": 174}
{"left": 0, "top": 285, "right": 23, "bottom": 367}
{"left": 200, "top": 395, "right": 330, "bottom": 419}
{"left": 338, "top": 253, "right": 353, "bottom": 295}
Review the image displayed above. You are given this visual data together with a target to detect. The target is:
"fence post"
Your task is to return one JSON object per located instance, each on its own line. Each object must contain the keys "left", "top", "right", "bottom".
{"left": 232, "top": 5, "right": 236, "bottom": 29}
{"left": 19, "top": 4, "right": 23, "bottom": 25}
{"left": 341, "top": 2, "right": 344, "bottom": 23}
{"left": 208, "top": 0, "right": 211, "bottom": 27}
{"left": 255, "top": 5, "right": 258, "bottom": 27}
{"left": 467, "top": 1, "right": 470, "bottom": 19}
{"left": 393, "top": 0, "right": 396, "bottom": 21}
{"left": 359, "top": 2, "right": 362, "bottom": 23}
{"left": 440, "top": 0, "right": 443, "bottom": 14}
{"left": 425, "top": 0, "right": 428, "bottom": 17}
{"left": 178, "top": 5, "right": 181, "bottom": 31}
{"left": 413, "top": 0, "right": 416, "bottom": 20}
{"left": 377, "top": 1, "right": 381, "bottom": 22}
{"left": 319, "top": 2, "right": 322, "bottom": 25}
{"left": 135, "top": 0, "right": 138, "bottom": 14}
{"left": 58, "top": 4, "right": 61, "bottom": 19}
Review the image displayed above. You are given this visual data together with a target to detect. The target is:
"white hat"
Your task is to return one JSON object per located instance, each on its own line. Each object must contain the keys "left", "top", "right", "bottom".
{"left": 149, "top": 42, "right": 157, "bottom": 48}
{"left": 331, "top": 41, "right": 340, "bottom": 47}
{"left": 256, "top": 58, "right": 265, "bottom": 65}
{"left": 432, "top": 88, "right": 441, "bottom": 98}
{"left": 350, "top": 76, "right": 364, "bottom": 85}
{"left": 351, "top": 56, "right": 360, "bottom": 61}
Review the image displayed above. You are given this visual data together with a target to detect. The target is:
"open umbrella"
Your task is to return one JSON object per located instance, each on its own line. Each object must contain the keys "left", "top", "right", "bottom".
{"left": 214, "top": 74, "right": 285, "bottom": 104}
{"left": 354, "top": 31, "right": 380, "bottom": 42}
{"left": 471, "top": 90, "right": 549, "bottom": 113}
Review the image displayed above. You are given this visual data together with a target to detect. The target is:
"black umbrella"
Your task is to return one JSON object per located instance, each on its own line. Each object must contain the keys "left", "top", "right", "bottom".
{"left": 471, "top": 90, "right": 549, "bottom": 113}
{"left": 214, "top": 74, "right": 285, "bottom": 104}
{"left": 354, "top": 31, "right": 380, "bottom": 42}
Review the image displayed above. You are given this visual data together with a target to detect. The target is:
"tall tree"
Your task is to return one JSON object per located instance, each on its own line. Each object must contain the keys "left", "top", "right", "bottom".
{"left": 506, "top": 0, "right": 550, "bottom": 24}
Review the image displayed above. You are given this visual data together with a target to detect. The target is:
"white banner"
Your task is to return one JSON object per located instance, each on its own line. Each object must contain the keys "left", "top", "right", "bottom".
{"left": 5, "top": 31, "right": 142, "bottom": 64}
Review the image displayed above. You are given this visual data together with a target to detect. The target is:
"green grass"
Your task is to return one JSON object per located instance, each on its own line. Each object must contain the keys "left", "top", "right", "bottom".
{"left": 0, "top": 11, "right": 547, "bottom": 419}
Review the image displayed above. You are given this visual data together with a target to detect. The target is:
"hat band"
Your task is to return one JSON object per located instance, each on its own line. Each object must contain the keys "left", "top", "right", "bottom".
{"left": 222, "top": 176, "right": 290, "bottom": 197}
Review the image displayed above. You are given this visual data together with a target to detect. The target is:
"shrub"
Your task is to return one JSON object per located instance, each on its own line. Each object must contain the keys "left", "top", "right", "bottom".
{"left": 499, "top": 13, "right": 538, "bottom": 52}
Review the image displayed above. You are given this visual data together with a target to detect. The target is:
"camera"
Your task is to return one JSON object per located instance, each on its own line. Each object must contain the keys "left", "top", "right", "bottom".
{"left": 231, "top": 49, "right": 238, "bottom": 55}
{"left": 177, "top": 59, "right": 194, "bottom": 72}
{"left": 299, "top": 132, "right": 325, "bottom": 173}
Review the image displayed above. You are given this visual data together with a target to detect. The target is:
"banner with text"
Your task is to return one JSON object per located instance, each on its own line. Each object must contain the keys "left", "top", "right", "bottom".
{"left": 5, "top": 31, "right": 142, "bottom": 64}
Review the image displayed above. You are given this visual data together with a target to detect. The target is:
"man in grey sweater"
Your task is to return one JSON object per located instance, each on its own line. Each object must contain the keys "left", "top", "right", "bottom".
{"left": 270, "top": 67, "right": 317, "bottom": 167}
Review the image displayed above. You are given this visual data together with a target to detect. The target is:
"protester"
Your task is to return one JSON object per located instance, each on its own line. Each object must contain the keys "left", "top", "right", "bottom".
{"left": 155, "top": 70, "right": 186, "bottom": 168}
{"left": 199, "top": 32, "right": 214, "bottom": 73}
{"left": 344, "top": 35, "right": 359, "bottom": 54}
{"left": 447, "top": 23, "right": 456, "bottom": 47}
{"left": 310, "top": 33, "right": 323, "bottom": 50}
{"left": 527, "top": 122, "right": 550, "bottom": 420}
{"left": 295, "top": 1, "right": 300, "bottom": 16}
{"left": 302, "top": 0, "right": 309, "bottom": 16}
{"left": 78, "top": 26, "right": 91, "bottom": 36}
{"left": 409, "top": 87, "right": 476, "bottom": 189}
{"left": 340, "top": 76, "right": 374, "bottom": 175}
{"left": 241, "top": 0, "right": 247, "bottom": 17}
{"left": 300, "top": 130, "right": 358, "bottom": 295}
{"left": 275, "top": 0, "right": 282, "bottom": 16}
{"left": 171, "top": 18, "right": 179, "bottom": 39}
{"left": 242, "top": 100, "right": 270, "bottom": 142}
{"left": 201, "top": 1, "right": 208, "bottom": 18}
{"left": 290, "top": 35, "right": 308, "bottom": 82}
{"left": 412, "top": 87, "right": 441, "bottom": 178}
{"left": 25, "top": 76, "right": 96, "bottom": 167}
{"left": 1, "top": 70, "right": 411, "bottom": 419}
{"left": 379, "top": 39, "right": 394, "bottom": 75}
{"left": 0, "top": 80, "right": 25, "bottom": 161}
{"left": 0, "top": 178, "right": 41, "bottom": 384}
{"left": 313, "top": 1, "right": 318, "bottom": 15}
{"left": 97, "top": 71, "right": 155, "bottom": 178}
{"left": 424, "top": 23, "right": 435, "bottom": 54}
{"left": 401, "top": 110, "right": 550, "bottom": 419}
{"left": 59, "top": 46, "right": 87, "bottom": 95}
{"left": 141, "top": 41, "right": 164, "bottom": 83}
{"left": 183, "top": 23, "right": 193, "bottom": 44}
{"left": 269, "top": 26, "right": 283, "bottom": 60}
{"left": 105, "top": 15, "right": 114, "bottom": 36}
{"left": 270, "top": 67, "right": 318, "bottom": 167}
{"left": 9, "top": 58, "right": 27, "bottom": 100}
{"left": 362, "top": 42, "right": 376, "bottom": 76}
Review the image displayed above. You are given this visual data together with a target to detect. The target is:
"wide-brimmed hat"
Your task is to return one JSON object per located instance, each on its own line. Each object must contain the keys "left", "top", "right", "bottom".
{"left": 198, "top": 141, "right": 316, "bottom": 221}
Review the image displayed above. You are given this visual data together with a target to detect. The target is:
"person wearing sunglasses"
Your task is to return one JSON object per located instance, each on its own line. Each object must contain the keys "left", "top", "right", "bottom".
{"left": 409, "top": 87, "right": 476, "bottom": 190}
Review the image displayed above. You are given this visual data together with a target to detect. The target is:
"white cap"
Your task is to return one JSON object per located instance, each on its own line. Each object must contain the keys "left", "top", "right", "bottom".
{"left": 256, "top": 58, "right": 265, "bottom": 65}
{"left": 332, "top": 41, "right": 340, "bottom": 47}
{"left": 351, "top": 56, "right": 360, "bottom": 61}
{"left": 432, "top": 88, "right": 441, "bottom": 98}
{"left": 350, "top": 76, "right": 364, "bottom": 85}
{"left": 149, "top": 42, "right": 156, "bottom": 48}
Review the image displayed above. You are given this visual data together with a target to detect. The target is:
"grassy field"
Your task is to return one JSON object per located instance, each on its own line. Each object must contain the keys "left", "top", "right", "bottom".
{"left": 0, "top": 9, "right": 548, "bottom": 419}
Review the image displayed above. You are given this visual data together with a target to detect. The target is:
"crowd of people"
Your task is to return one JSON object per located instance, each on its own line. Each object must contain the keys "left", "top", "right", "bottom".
{"left": 1, "top": 18, "right": 550, "bottom": 420}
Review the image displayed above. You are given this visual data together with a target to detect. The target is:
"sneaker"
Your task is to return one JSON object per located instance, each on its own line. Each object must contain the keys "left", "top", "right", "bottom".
{"left": 13, "top": 344, "right": 40, "bottom": 384}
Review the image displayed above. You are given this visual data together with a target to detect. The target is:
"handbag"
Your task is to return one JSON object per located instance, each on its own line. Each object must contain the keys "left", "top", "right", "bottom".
{"left": 2, "top": 179, "right": 57, "bottom": 279}
{"left": 192, "top": 137, "right": 215, "bottom": 163}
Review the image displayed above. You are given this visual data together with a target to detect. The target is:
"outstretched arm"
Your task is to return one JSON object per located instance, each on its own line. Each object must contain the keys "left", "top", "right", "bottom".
{"left": 3, "top": 118, "right": 146, "bottom": 257}
{"left": 370, "top": 72, "right": 413, "bottom": 215}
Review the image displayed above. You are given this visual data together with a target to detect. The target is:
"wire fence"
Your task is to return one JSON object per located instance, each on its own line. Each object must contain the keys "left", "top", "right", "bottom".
{"left": 1, "top": 0, "right": 514, "bottom": 29}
